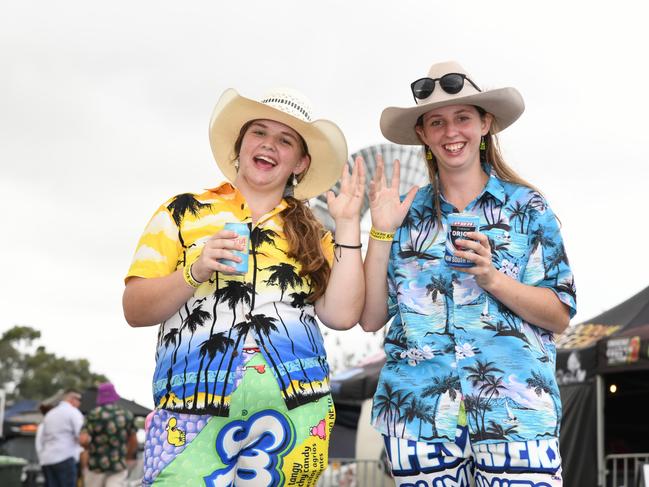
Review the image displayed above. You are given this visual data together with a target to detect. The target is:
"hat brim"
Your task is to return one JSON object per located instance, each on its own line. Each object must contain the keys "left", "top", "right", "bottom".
{"left": 380, "top": 87, "right": 525, "bottom": 145}
{"left": 209, "top": 89, "right": 348, "bottom": 200}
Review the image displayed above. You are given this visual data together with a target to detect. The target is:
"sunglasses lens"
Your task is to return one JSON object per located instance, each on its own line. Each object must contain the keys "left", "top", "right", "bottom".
{"left": 412, "top": 78, "right": 435, "bottom": 100}
{"left": 439, "top": 74, "right": 465, "bottom": 94}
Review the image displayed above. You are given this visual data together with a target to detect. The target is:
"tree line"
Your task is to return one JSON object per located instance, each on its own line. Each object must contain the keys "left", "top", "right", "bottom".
{"left": 0, "top": 325, "right": 107, "bottom": 402}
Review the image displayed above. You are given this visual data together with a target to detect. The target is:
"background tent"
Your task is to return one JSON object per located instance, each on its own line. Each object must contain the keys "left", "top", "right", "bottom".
{"left": 556, "top": 284, "right": 649, "bottom": 486}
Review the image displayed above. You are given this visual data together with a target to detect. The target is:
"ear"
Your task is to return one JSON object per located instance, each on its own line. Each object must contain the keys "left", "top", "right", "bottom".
{"left": 481, "top": 113, "right": 494, "bottom": 136}
{"left": 294, "top": 154, "right": 311, "bottom": 176}
{"left": 415, "top": 124, "right": 427, "bottom": 145}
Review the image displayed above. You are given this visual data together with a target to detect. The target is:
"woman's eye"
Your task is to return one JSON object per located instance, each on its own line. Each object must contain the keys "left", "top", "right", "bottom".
{"left": 430, "top": 120, "right": 442, "bottom": 127}
{"left": 280, "top": 138, "right": 292, "bottom": 146}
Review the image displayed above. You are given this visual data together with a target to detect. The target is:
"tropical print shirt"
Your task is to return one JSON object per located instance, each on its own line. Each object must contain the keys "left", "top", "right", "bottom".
{"left": 372, "top": 167, "right": 577, "bottom": 445}
{"left": 126, "top": 182, "right": 334, "bottom": 416}
{"left": 83, "top": 404, "right": 136, "bottom": 473}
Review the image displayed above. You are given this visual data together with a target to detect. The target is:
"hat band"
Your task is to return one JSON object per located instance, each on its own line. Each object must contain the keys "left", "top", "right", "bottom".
{"left": 260, "top": 97, "right": 312, "bottom": 122}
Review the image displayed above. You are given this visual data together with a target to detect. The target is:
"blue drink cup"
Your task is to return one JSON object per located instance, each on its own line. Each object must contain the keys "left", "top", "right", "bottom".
{"left": 444, "top": 213, "right": 480, "bottom": 268}
{"left": 220, "top": 222, "right": 250, "bottom": 275}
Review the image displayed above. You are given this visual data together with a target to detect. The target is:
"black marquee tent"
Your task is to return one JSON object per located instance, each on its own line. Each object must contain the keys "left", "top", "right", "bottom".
{"left": 556, "top": 284, "right": 649, "bottom": 486}
{"left": 330, "top": 285, "right": 649, "bottom": 486}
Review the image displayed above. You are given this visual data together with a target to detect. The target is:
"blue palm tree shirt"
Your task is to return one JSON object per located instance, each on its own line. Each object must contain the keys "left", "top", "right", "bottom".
{"left": 372, "top": 168, "right": 577, "bottom": 445}
{"left": 127, "top": 183, "right": 334, "bottom": 416}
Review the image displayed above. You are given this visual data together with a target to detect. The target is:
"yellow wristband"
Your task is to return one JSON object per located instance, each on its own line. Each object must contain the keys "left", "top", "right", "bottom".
{"left": 369, "top": 227, "right": 395, "bottom": 241}
{"left": 182, "top": 263, "right": 201, "bottom": 288}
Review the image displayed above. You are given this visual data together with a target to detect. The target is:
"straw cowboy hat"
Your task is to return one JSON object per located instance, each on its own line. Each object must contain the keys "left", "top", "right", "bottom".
{"left": 380, "top": 61, "right": 525, "bottom": 145}
{"left": 209, "top": 87, "right": 348, "bottom": 200}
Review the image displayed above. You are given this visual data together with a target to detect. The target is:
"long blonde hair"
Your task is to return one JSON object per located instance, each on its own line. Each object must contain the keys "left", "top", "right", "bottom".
{"left": 233, "top": 120, "right": 330, "bottom": 301}
{"left": 418, "top": 106, "right": 541, "bottom": 231}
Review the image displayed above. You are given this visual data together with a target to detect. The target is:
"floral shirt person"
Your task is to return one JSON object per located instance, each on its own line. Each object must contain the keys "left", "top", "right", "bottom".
{"left": 83, "top": 404, "right": 136, "bottom": 472}
{"left": 372, "top": 167, "right": 577, "bottom": 445}
{"left": 126, "top": 182, "right": 334, "bottom": 416}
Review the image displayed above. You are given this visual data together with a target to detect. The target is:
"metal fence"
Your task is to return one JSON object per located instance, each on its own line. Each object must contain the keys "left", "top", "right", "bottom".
{"left": 317, "top": 458, "right": 393, "bottom": 487}
{"left": 605, "top": 453, "right": 649, "bottom": 487}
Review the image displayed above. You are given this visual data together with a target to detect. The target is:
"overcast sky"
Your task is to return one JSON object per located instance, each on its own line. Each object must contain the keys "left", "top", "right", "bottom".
{"left": 2, "top": 0, "right": 648, "bottom": 408}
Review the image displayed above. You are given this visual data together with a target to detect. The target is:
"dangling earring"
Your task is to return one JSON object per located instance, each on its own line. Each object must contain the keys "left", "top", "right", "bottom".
{"left": 479, "top": 137, "right": 486, "bottom": 151}
{"left": 292, "top": 173, "right": 298, "bottom": 186}
{"left": 425, "top": 147, "right": 433, "bottom": 160}
{"left": 234, "top": 159, "right": 240, "bottom": 170}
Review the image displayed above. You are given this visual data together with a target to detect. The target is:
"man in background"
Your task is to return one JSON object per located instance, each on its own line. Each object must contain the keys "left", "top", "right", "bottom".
{"left": 80, "top": 382, "right": 137, "bottom": 487}
{"left": 39, "top": 389, "right": 84, "bottom": 487}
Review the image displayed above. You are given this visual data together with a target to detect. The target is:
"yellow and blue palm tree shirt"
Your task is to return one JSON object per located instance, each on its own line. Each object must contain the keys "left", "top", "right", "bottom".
{"left": 372, "top": 169, "right": 577, "bottom": 445}
{"left": 126, "top": 182, "right": 334, "bottom": 416}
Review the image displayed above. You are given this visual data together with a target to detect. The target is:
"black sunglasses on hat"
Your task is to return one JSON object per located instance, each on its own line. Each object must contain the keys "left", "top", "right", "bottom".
{"left": 410, "top": 73, "right": 482, "bottom": 102}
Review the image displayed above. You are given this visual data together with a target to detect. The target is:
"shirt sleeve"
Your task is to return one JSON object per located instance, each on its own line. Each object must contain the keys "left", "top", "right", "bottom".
{"left": 125, "top": 203, "right": 183, "bottom": 282}
{"left": 522, "top": 199, "right": 577, "bottom": 318}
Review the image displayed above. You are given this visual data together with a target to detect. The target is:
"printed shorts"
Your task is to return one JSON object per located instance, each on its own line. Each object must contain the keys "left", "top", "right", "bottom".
{"left": 384, "top": 425, "right": 563, "bottom": 487}
{"left": 143, "top": 350, "right": 335, "bottom": 486}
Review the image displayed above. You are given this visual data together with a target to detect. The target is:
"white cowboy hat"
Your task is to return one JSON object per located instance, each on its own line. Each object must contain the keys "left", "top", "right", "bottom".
{"left": 209, "top": 87, "right": 348, "bottom": 200}
{"left": 380, "top": 61, "right": 525, "bottom": 145}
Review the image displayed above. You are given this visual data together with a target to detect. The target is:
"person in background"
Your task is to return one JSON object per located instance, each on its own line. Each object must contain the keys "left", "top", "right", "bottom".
{"left": 123, "top": 87, "right": 364, "bottom": 485}
{"left": 38, "top": 389, "right": 84, "bottom": 487}
{"left": 360, "top": 61, "right": 576, "bottom": 485}
{"left": 80, "top": 382, "right": 137, "bottom": 487}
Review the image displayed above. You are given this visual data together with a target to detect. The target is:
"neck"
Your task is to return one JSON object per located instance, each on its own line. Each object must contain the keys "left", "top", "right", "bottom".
{"left": 438, "top": 164, "right": 488, "bottom": 212}
{"left": 235, "top": 180, "right": 285, "bottom": 223}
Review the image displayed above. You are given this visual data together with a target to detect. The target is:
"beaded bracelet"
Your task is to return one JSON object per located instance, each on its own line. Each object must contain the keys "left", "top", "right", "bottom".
{"left": 333, "top": 242, "right": 362, "bottom": 262}
{"left": 182, "top": 263, "right": 202, "bottom": 289}
{"left": 369, "top": 227, "right": 395, "bottom": 241}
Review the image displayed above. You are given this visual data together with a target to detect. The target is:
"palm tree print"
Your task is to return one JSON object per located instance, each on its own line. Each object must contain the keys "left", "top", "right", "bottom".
{"left": 264, "top": 263, "right": 303, "bottom": 300}
{"left": 425, "top": 274, "right": 455, "bottom": 334}
{"left": 374, "top": 383, "right": 399, "bottom": 436}
{"left": 181, "top": 301, "right": 211, "bottom": 408}
{"left": 167, "top": 193, "right": 212, "bottom": 226}
{"left": 421, "top": 374, "right": 461, "bottom": 439}
{"left": 194, "top": 331, "right": 234, "bottom": 410}
{"left": 526, "top": 370, "right": 561, "bottom": 436}
{"left": 249, "top": 313, "right": 297, "bottom": 400}
{"left": 486, "top": 420, "right": 518, "bottom": 440}
{"left": 217, "top": 319, "right": 255, "bottom": 412}
{"left": 166, "top": 193, "right": 212, "bottom": 253}
{"left": 251, "top": 227, "right": 279, "bottom": 258}
{"left": 462, "top": 359, "right": 505, "bottom": 440}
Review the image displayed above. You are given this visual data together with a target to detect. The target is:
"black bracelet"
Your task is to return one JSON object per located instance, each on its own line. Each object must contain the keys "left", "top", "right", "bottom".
{"left": 333, "top": 241, "right": 362, "bottom": 262}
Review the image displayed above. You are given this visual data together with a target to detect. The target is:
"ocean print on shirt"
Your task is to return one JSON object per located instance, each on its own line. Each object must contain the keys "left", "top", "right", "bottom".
{"left": 372, "top": 168, "right": 577, "bottom": 445}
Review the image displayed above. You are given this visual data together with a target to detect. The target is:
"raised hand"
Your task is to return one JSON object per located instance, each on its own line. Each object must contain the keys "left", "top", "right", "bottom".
{"left": 326, "top": 156, "right": 365, "bottom": 223}
{"left": 369, "top": 154, "right": 418, "bottom": 233}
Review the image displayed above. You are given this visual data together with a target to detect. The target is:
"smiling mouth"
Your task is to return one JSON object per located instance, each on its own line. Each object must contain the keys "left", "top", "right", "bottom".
{"left": 253, "top": 155, "right": 277, "bottom": 167}
{"left": 443, "top": 142, "right": 465, "bottom": 153}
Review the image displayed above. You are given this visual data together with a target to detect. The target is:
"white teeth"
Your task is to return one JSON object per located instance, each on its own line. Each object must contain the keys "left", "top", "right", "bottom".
{"left": 256, "top": 155, "right": 277, "bottom": 165}
{"left": 444, "top": 143, "right": 465, "bottom": 153}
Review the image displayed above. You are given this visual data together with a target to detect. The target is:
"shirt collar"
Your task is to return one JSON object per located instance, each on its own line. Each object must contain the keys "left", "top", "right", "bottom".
{"left": 206, "top": 181, "right": 289, "bottom": 224}
{"left": 480, "top": 165, "right": 508, "bottom": 205}
{"left": 438, "top": 164, "right": 508, "bottom": 213}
